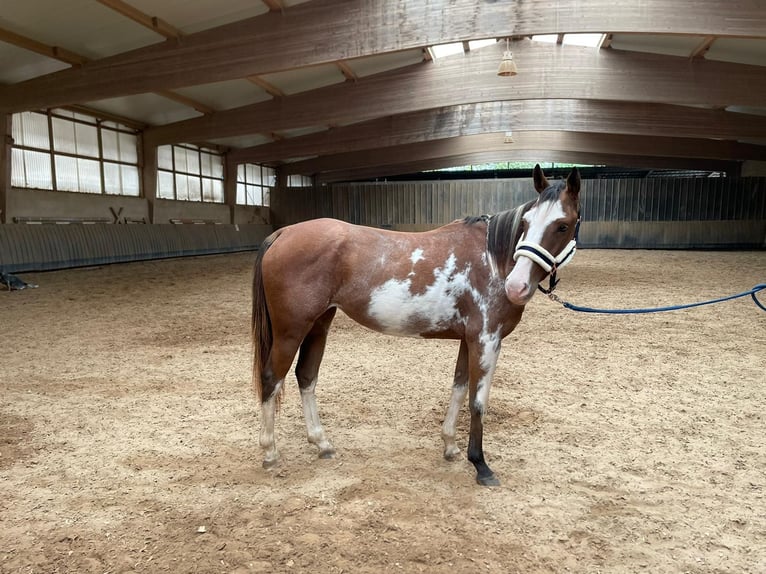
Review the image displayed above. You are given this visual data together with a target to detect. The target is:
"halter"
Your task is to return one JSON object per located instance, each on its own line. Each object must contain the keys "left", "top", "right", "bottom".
{"left": 513, "top": 218, "right": 581, "bottom": 295}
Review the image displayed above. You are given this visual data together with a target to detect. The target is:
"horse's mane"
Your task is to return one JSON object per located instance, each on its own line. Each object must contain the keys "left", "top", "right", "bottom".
{"left": 485, "top": 200, "right": 535, "bottom": 275}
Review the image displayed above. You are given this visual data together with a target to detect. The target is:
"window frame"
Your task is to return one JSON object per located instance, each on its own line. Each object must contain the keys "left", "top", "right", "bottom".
{"left": 11, "top": 109, "right": 141, "bottom": 196}
{"left": 236, "top": 163, "right": 275, "bottom": 207}
{"left": 156, "top": 143, "right": 225, "bottom": 203}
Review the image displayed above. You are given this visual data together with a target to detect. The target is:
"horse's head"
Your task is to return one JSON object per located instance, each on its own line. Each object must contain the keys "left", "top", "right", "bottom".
{"left": 505, "top": 164, "right": 581, "bottom": 305}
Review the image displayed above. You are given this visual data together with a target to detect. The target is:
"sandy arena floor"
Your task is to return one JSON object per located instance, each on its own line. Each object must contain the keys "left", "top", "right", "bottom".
{"left": 1, "top": 249, "right": 765, "bottom": 573}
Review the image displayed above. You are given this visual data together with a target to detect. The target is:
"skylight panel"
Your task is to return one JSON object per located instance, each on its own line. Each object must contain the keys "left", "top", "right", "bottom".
{"left": 468, "top": 39, "right": 497, "bottom": 51}
{"left": 531, "top": 34, "right": 558, "bottom": 44}
{"left": 562, "top": 33, "right": 606, "bottom": 48}
{"left": 429, "top": 42, "right": 465, "bottom": 59}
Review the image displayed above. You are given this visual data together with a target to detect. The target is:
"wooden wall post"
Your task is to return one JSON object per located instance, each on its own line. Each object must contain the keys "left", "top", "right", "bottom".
{"left": 140, "top": 135, "right": 158, "bottom": 223}
{"left": 0, "top": 113, "right": 11, "bottom": 224}
{"left": 224, "top": 153, "right": 237, "bottom": 224}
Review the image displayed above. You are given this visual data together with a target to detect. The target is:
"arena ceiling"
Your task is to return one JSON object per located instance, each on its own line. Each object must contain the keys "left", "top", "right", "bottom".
{"left": 1, "top": 0, "right": 766, "bottom": 182}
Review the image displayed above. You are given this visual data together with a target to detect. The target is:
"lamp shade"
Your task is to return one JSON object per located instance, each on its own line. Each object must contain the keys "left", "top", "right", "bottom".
{"left": 497, "top": 50, "right": 518, "bottom": 76}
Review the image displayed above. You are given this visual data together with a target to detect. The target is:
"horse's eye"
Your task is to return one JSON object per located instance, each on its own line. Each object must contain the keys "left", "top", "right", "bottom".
{"left": 558, "top": 224, "right": 569, "bottom": 233}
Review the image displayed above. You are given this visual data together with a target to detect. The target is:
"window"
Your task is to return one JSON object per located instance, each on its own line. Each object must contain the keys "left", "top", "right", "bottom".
{"left": 11, "top": 110, "right": 140, "bottom": 196}
{"left": 236, "top": 163, "right": 275, "bottom": 206}
{"left": 287, "top": 174, "right": 312, "bottom": 187}
{"left": 157, "top": 144, "right": 224, "bottom": 203}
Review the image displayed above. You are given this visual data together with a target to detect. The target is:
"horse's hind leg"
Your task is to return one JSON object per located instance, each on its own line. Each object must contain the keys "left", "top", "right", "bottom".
{"left": 296, "top": 307, "right": 337, "bottom": 459}
{"left": 259, "top": 364, "right": 283, "bottom": 468}
{"left": 259, "top": 334, "right": 304, "bottom": 468}
{"left": 442, "top": 340, "right": 468, "bottom": 460}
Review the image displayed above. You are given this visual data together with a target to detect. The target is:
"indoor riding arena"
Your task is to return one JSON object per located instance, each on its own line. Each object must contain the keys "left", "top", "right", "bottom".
{"left": 1, "top": 3, "right": 765, "bottom": 574}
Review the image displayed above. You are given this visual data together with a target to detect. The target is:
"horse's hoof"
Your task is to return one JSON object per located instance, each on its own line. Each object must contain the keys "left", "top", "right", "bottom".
{"left": 443, "top": 449, "right": 461, "bottom": 462}
{"left": 476, "top": 474, "right": 500, "bottom": 487}
{"left": 318, "top": 448, "right": 336, "bottom": 459}
{"left": 262, "top": 457, "right": 279, "bottom": 469}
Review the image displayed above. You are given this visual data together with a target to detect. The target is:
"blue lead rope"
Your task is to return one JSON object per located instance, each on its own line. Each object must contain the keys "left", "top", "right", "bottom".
{"left": 551, "top": 283, "right": 766, "bottom": 314}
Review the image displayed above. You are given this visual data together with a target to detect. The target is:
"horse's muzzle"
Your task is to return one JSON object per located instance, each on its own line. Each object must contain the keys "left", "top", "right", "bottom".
{"left": 505, "top": 273, "right": 536, "bottom": 305}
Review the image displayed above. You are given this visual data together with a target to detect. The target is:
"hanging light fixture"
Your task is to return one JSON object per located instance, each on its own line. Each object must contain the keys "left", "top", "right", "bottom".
{"left": 497, "top": 38, "right": 518, "bottom": 77}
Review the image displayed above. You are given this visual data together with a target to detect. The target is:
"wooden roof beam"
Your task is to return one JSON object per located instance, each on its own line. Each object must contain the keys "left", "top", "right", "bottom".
{"left": 281, "top": 131, "right": 765, "bottom": 176}
{"left": 691, "top": 36, "right": 717, "bottom": 58}
{"left": 2, "top": 0, "right": 765, "bottom": 112}
{"left": 336, "top": 61, "right": 358, "bottom": 82}
{"left": 144, "top": 40, "right": 766, "bottom": 146}
{"left": 246, "top": 76, "right": 285, "bottom": 98}
{"left": 230, "top": 101, "right": 766, "bottom": 164}
{"left": 261, "top": 0, "right": 284, "bottom": 11}
{"left": 315, "top": 152, "right": 739, "bottom": 183}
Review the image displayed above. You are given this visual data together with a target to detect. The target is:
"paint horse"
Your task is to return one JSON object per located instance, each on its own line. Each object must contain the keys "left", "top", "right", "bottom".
{"left": 252, "top": 164, "right": 581, "bottom": 485}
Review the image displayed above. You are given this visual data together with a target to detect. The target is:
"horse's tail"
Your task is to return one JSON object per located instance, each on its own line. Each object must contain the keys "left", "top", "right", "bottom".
{"left": 251, "top": 230, "right": 282, "bottom": 405}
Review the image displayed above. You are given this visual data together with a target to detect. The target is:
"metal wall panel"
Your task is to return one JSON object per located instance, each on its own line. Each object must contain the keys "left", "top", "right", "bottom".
{"left": 0, "top": 224, "right": 272, "bottom": 273}
{"left": 270, "top": 177, "right": 766, "bottom": 248}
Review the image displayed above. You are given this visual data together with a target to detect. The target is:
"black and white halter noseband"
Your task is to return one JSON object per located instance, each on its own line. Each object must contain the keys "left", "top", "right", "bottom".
{"left": 513, "top": 239, "right": 577, "bottom": 275}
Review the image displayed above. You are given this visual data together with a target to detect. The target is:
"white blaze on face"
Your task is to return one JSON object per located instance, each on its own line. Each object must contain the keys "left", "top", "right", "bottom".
{"left": 368, "top": 253, "right": 471, "bottom": 336}
{"left": 505, "top": 198, "right": 566, "bottom": 305}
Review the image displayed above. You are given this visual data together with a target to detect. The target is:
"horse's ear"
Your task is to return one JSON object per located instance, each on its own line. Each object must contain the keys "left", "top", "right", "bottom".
{"left": 567, "top": 167, "right": 581, "bottom": 200}
{"left": 533, "top": 163, "right": 548, "bottom": 194}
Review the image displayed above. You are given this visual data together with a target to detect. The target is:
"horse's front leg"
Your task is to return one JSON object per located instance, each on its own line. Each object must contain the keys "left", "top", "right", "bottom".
{"left": 442, "top": 340, "right": 468, "bottom": 460}
{"left": 466, "top": 332, "right": 502, "bottom": 486}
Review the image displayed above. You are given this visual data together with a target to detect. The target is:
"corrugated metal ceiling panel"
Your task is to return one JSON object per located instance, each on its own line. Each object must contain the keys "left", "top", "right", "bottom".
{"left": 260, "top": 63, "right": 346, "bottom": 95}
{"left": 208, "top": 134, "right": 274, "bottom": 148}
{"left": 705, "top": 38, "right": 766, "bottom": 66}
{"left": 345, "top": 49, "right": 425, "bottom": 78}
{"left": 0, "top": 43, "right": 69, "bottom": 84}
{"left": 173, "top": 79, "right": 272, "bottom": 111}
{"left": 126, "top": 0, "right": 270, "bottom": 34}
{"left": 609, "top": 34, "right": 705, "bottom": 57}
{"left": 1, "top": 0, "right": 160, "bottom": 58}
{"left": 86, "top": 94, "right": 202, "bottom": 125}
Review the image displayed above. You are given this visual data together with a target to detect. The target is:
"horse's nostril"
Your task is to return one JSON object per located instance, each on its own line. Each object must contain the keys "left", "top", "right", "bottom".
{"left": 505, "top": 280, "right": 531, "bottom": 301}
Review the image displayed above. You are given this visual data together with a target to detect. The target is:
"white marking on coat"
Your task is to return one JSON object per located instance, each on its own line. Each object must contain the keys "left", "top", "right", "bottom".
{"left": 368, "top": 253, "right": 472, "bottom": 335}
{"left": 522, "top": 198, "right": 566, "bottom": 244}
{"left": 300, "top": 380, "right": 334, "bottom": 452}
{"left": 473, "top": 333, "right": 500, "bottom": 421}
{"left": 442, "top": 383, "right": 468, "bottom": 458}
{"left": 407, "top": 248, "right": 424, "bottom": 277}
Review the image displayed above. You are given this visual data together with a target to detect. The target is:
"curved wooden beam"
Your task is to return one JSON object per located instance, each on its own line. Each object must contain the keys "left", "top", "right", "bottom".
{"left": 281, "top": 131, "right": 764, "bottom": 175}
{"left": 1, "top": 0, "right": 764, "bottom": 112}
{"left": 315, "top": 153, "right": 740, "bottom": 183}
{"left": 231, "top": 100, "right": 766, "bottom": 164}
{"left": 144, "top": 41, "right": 766, "bottom": 146}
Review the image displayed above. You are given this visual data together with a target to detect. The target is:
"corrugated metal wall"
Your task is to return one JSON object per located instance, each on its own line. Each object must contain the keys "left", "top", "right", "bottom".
{"left": 271, "top": 177, "right": 766, "bottom": 249}
{"left": 580, "top": 178, "right": 766, "bottom": 248}
{"left": 0, "top": 224, "right": 272, "bottom": 273}
{"left": 272, "top": 179, "right": 539, "bottom": 227}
